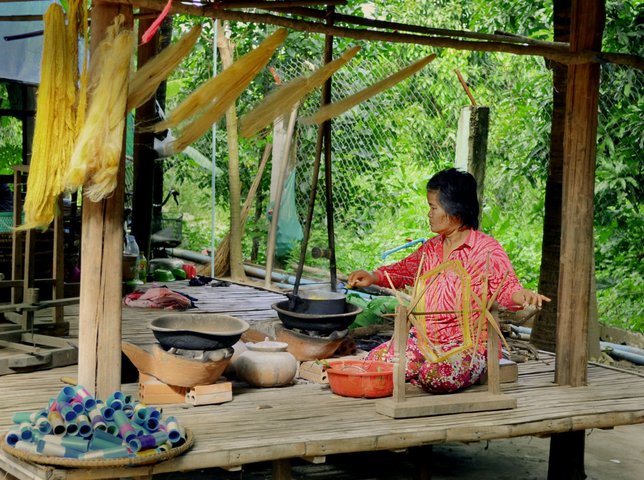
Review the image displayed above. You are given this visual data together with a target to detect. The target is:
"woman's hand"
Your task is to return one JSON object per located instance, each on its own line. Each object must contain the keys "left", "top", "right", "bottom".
{"left": 347, "top": 270, "right": 378, "bottom": 288}
{"left": 512, "top": 289, "right": 551, "bottom": 309}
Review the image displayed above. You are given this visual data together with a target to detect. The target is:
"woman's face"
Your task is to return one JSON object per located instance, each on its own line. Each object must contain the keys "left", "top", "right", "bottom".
{"left": 427, "top": 190, "right": 460, "bottom": 234}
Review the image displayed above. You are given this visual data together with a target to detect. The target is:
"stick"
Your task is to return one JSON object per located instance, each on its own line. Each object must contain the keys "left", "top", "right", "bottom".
{"left": 455, "top": 68, "right": 477, "bottom": 106}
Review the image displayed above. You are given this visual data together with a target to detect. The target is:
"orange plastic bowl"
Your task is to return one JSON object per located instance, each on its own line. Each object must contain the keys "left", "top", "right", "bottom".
{"left": 326, "top": 360, "right": 394, "bottom": 398}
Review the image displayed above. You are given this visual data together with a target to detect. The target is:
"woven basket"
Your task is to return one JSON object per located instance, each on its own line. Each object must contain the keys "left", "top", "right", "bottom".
{"left": 1, "top": 428, "right": 193, "bottom": 468}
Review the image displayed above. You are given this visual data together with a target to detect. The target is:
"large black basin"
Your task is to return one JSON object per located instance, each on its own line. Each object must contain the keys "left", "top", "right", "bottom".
{"left": 150, "top": 314, "right": 249, "bottom": 350}
{"left": 272, "top": 301, "right": 362, "bottom": 333}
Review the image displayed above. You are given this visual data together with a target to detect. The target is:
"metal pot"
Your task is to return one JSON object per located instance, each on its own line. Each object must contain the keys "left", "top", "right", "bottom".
{"left": 287, "top": 289, "right": 347, "bottom": 315}
{"left": 272, "top": 301, "right": 362, "bottom": 333}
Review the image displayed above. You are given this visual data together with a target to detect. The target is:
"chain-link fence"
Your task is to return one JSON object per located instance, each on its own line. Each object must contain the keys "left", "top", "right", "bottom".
{"left": 270, "top": 49, "right": 552, "bottom": 269}
{"left": 275, "top": 54, "right": 463, "bottom": 225}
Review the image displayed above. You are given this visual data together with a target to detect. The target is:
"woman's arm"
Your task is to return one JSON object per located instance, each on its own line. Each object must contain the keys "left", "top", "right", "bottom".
{"left": 348, "top": 240, "right": 433, "bottom": 290}
{"left": 481, "top": 235, "right": 550, "bottom": 309}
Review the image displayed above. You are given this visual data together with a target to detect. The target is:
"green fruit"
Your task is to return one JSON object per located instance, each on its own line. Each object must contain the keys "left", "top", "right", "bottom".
{"left": 171, "top": 268, "right": 187, "bottom": 280}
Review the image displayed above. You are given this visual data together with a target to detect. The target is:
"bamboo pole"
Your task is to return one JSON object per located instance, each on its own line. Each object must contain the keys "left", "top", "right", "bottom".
{"left": 77, "top": 1, "right": 133, "bottom": 399}
{"left": 217, "top": 22, "right": 246, "bottom": 282}
{"left": 104, "top": 0, "right": 643, "bottom": 69}
{"left": 214, "top": 143, "right": 272, "bottom": 276}
{"left": 221, "top": 0, "right": 347, "bottom": 7}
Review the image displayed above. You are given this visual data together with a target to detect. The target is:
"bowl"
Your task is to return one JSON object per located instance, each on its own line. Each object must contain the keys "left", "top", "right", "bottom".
{"left": 271, "top": 301, "right": 362, "bottom": 333}
{"left": 326, "top": 360, "right": 394, "bottom": 398}
{"left": 149, "top": 314, "right": 250, "bottom": 350}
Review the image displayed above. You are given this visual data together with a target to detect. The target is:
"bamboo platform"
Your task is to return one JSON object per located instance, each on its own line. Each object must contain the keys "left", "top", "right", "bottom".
{"left": 1, "top": 281, "right": 644, "bottom": 479}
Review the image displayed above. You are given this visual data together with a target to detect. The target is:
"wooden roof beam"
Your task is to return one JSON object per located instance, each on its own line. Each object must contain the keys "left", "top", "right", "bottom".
{"left": 214, "top": 0, "right": 347, "bottom": 7}
{"left": 106, "top": 0, "right": 643, "bottom": 70}
{"left": 265, "top": 5, "right": 569, "bottom": 49}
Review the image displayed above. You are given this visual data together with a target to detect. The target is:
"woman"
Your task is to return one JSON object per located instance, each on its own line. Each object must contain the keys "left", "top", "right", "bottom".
{"left": 348, "top": 168, "right": 549, "bottom": 394}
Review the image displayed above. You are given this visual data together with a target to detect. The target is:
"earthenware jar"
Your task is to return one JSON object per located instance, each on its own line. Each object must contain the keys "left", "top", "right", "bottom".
{"left": 235, "top": 339, "right": 297, "bottom": 387}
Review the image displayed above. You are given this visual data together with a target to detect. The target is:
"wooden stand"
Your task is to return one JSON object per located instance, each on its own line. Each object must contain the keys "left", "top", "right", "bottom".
{"left": 376, "top": 305, "right": 517, "bottom": 419}
{"left": 0, "top": 166, "right": 71, "bottom": 336}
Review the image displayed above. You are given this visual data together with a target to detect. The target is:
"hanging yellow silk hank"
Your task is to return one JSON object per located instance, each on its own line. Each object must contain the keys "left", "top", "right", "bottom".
{"left": 239, "top": 45, "right": 360, "bottom": 138}
{"left": 147, "top": 28, "right": 288, "bottom": 155}
{"left": 301, "top": 54, "right": 437, "bottom": 125}
{"left": 127, "top": 24, "right": 203, "bottom": 112}
{"left": 66, "top": 16, "right": 134, "bottom": 202}
{"left": 21, "top": 4, "right": 81, "bottom": 229}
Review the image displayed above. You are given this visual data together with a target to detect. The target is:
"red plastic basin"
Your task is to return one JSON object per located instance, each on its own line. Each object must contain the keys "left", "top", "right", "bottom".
{"left": 326, "top": 360, "right": 394, "bottom": 398}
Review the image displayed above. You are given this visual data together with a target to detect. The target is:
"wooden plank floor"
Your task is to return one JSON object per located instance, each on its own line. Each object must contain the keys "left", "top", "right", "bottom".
{"left": 1, "top": 281, "right": 644, "bottom": 479}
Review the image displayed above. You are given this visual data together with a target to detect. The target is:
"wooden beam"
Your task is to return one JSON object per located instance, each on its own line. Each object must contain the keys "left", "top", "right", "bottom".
{"left": 269, "top": 5, "right": 569, "bottom": 49}
{"left": 221, "top": 0, "right": 347, "bottom": 7}
{"left": 77, "top": 1, "right": 133, "bottom": 399}
{"left": 105, "top": 0, "right": 643, "bottom": 69}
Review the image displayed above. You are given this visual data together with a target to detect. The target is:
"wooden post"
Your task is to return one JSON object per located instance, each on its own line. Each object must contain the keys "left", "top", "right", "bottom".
{"left": 555, "top": 0, "right": 604, "bottom": 389}
{"left": 486, "top": 318, "right": 500, "bottom": 395}
{"left": 549, "top": 1, "right": 604, "bottom": 479}
{"left": 131, "top": 13, "right": 158, "bottom": 259}
{"left": 272, "top": 459, "right": 291, "bottom": 480}
{"left": 392, "top": 305, "right": 408, "bottom": 403}
{"left": 52, "top": 195, "right": 65, "bottom": 333}
{"left": 11, "top": 166, "right": 26, "bottom": 305}
{"left": 454, "top": 105, "right": 489, "bottom": 209}
{"left": 77, "top": 1, "right": 133, "bottom": 398}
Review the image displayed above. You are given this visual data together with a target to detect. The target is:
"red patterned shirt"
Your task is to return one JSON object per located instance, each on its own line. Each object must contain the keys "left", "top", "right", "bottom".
{"left": 373, "top": 229, "right": 523, "bottom": 347}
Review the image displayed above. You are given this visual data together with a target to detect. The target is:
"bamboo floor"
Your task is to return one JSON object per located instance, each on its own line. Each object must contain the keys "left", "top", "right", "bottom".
{"left": 1, "top": 281, "right": 644, "bottom": 479}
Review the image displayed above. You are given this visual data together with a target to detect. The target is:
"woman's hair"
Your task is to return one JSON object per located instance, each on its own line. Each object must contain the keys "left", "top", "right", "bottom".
{"left": 426, "top": 168, "right": 480, "bottom": 230}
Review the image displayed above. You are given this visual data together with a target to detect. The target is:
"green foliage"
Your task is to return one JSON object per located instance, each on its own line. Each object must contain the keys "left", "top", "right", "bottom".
{"left": 0, "top": 84, "right": 22, "bottom": 175}
{"left": 592, "top": 1, "right": 644, "bottom": 332}
{"left": 346, "top": 293, "right": 398, "bottom": 328}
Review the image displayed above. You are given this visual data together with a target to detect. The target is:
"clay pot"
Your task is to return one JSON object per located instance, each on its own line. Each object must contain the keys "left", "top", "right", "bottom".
{"left": 235, "top": 339, "right": 297, "bottom": 387}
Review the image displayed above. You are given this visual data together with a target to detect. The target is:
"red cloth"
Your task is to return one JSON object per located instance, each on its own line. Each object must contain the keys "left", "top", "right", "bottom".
{"left": 124, "top": 287, "right": 193, "bottom": 310}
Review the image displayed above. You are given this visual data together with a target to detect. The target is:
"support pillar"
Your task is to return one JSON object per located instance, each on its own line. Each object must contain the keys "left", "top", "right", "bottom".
{"left": 549, "top": 1, "right": 604, "bottom": 479}
{"left": 77, "top": 1, "right": 133, "bottom": 398}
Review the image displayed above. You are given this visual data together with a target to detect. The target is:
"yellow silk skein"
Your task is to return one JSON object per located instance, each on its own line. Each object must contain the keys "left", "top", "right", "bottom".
{"left": 66, "top": 16, "right": 134, "bottom": 202}
{"left": 21, "top": 4, "right": 78, "bottom": 229}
